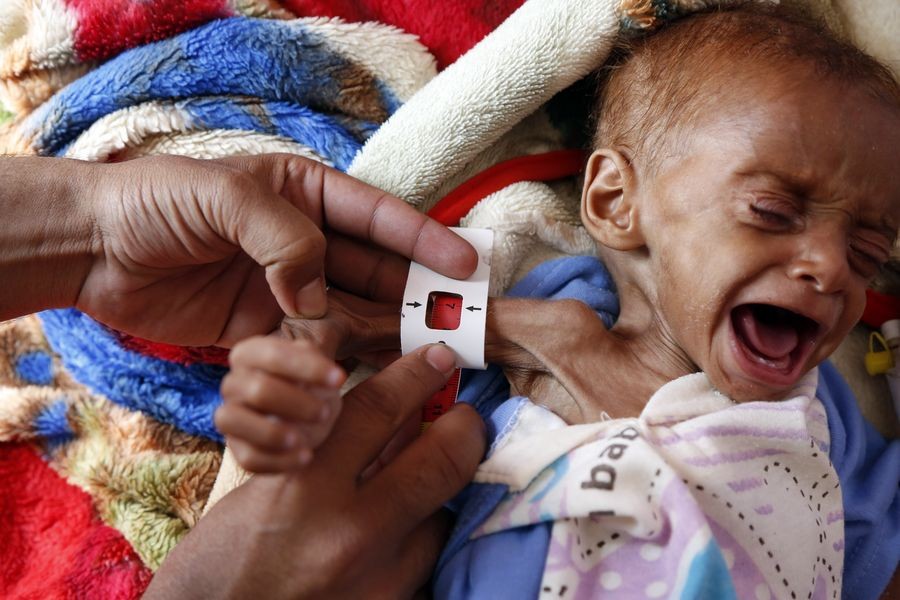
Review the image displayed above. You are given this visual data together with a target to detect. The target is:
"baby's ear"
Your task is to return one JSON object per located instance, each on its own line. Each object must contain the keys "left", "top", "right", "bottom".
{"left": 581, "top": 149, "right": 644, "bottom": 250}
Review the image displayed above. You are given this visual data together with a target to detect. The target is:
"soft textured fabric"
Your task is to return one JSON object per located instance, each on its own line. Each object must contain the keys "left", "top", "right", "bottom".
{"left": 0, "top": 8, "right": 435, "bottom": 593}
{"left": 0, "top": 0, "right": 291, "bottom": 114}
{"left": 472, "top": 372, "right": 840, "bottom": 600}
{"left": 282, "top": 0, "right": 526, "bottom": 70}
{"left": 818, "top": 361, "right": 900, "bottom": 598}
{"left": 39, "top": 309, "right": 227, "bottom": 441}
{"left": 0, "top": 0, "right": 528, "bottom": 115}
{"left": 0, "top": 443, "right": 151, "bottom": 598}
{"left": 0, "top": 316, "right": 222, "bottom": 570}
{"left": 4, "top": 16, "right": 430, "bottom": 159}
{"left": 437, "top": 257, "right": 899, "bottom": 600}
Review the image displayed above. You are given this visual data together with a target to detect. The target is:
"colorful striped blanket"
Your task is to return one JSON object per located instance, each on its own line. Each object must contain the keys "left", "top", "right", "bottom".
{"left": 0, "top": 3, "right": 518, "bottom": 595}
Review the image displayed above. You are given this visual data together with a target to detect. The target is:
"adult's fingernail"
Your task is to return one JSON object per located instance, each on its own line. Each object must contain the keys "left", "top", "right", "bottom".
{"left": 424, "top": 344, "right": 457, "bottom": 376}
{"left": 297, "top": 448, "right": 313, "bottom": 467}
{"left": 449, "top": 402, "right": 487, "bottom": 435}
{"left": 295, "top": 277, "right": 327, "bottom": 318}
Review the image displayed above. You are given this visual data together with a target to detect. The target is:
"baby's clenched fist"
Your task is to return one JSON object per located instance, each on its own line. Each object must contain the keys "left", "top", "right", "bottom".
{"left": 215, "top": 336, "right": 346, "bottom": 472}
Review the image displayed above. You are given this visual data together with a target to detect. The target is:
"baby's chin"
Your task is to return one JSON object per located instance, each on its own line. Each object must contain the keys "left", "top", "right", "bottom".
{"left": 707, "top": 367, "right": 815, "bottom": 403}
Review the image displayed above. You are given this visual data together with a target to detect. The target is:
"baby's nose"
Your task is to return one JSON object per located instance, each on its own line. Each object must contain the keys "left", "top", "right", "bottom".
{"left": 787, "top": 235, "right": 851, "bottom": 295}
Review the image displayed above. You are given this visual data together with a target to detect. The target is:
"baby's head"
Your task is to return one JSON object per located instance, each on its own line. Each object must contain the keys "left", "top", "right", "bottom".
{"left": 581, "top": 3, "right": 900, "bottom": 401}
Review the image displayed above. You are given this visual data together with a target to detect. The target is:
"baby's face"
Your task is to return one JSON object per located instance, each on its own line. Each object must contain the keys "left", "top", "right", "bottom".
{"left": 637, "top": 75, "right": 900, "bottom": 401}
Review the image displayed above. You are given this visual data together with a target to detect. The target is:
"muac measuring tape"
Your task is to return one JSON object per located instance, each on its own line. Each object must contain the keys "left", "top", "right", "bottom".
{"left": 400, "top": 228, "right": 493, "bottom": 430}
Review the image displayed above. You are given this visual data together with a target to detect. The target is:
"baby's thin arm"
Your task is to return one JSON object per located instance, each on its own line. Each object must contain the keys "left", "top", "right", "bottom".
{"left": 485, "top": 297, "right": 670, "bottom": 420}
{"left": 485, "top": 297, "right": 604, "bottom": 371}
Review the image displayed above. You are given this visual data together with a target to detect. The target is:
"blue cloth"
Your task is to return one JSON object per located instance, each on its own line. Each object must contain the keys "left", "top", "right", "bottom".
{"left": 24, "top": 18, "right": 395, "bottom": 170}
{"left": 14, "top": 349, "right": 54, "bottom": 385}
{"left": 33, "top": 398, "right": 76, "bottom": 451}
{"left": 818, "top": 361, "right": 900, "bottom": 599}
{"left": 39, "top": 309, "right": 227, "bottom": 441}
{"left": 434, "top": 256, "right": 899, "bottom": 600}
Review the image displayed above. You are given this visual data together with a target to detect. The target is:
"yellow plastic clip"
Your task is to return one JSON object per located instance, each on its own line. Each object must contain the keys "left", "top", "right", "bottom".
{"left": 865, "top": 331, "right": 894, "bottom": 375}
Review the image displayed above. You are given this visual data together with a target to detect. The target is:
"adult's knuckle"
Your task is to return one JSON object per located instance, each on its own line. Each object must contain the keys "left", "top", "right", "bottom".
{"left": 366, "top": 192, "right": 394, "bottom": 241}
{"left": 219, "top": 168, "right": 259, "bottom": 196}
{"left": 407, "top": 212, "right": 430, "bottom": 258}
{"left": 283, "top": 154, "right": 318, "bottom": 183}
{"left": 279, "top": 231, "right": 327, "bottom": 269}
{"left": 299, "top": 229, "right": 327, "bottom": 257}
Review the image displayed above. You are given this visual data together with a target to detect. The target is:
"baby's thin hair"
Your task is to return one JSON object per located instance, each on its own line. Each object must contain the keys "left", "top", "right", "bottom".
{"left": 592, "top": 2, "right": 900, "bottom": 169}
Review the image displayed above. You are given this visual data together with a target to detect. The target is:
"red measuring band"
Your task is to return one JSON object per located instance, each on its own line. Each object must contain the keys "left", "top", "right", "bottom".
{"left": 421, "top": 292, "right": 464, "bottom": 430}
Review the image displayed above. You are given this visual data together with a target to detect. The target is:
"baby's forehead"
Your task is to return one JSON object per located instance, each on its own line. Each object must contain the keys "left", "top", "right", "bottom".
{"left": 593, "top": 6, "right": 900, "bottom": 165}
{"left": 644, "top": 76, "right": 900, "bottom": 243}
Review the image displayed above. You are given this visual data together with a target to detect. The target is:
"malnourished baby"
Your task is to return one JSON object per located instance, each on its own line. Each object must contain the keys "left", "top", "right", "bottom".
{"left": 217, "top": 4, "right": 900, "bottom": 598}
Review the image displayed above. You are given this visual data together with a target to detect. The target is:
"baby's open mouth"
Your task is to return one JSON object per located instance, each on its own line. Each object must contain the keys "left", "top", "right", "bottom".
{"left": 729, "top": 303, "right": 820, "bottom": 387}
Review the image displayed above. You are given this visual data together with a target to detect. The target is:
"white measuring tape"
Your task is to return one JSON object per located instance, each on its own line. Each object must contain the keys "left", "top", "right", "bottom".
{"left": 401, "top": 227, "right": 493, "bottom": 370}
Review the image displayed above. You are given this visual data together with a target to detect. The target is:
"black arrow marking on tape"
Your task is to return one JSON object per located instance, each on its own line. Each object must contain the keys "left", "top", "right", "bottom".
{"left": 466, "top": 305, "right": 482, "bottom": 312}
{"left": 406, "top": 301, "right": 422, "bottom": 308}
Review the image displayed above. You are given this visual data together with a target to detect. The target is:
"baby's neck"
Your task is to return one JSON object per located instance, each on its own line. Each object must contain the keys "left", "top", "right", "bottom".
{"left": 485, "top": 291, "right": 696, "bottom": 423}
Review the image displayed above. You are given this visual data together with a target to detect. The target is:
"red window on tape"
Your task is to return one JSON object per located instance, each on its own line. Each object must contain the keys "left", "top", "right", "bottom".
{"left": 426, "top": 291, "right": 462, "bottom": 331}
{"left": 421, "top": 292, "right": 464, "bottom": 430}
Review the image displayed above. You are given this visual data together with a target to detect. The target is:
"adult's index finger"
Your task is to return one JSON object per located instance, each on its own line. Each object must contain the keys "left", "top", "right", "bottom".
{"left": 316, "top": 344, "right": 457, "bottom": 477}
{"left": 296, "top": 159, "right": 477, "bottom": 280}
{"left": 359, "top": 403, "right": 486, "bottom": 539}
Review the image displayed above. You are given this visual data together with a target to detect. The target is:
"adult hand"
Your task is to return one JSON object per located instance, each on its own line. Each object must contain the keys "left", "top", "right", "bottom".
{"left": 145, "top": 344, "right": 486, "bottom": 599}
{"left": 0, "top": 155, "right": 477, "bottom": 346}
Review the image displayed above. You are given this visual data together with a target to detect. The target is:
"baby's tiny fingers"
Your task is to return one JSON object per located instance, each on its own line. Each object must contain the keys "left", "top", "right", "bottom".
{"left": 228, "top": 439, "right": 313, "bottom": 474}
{"left": 297, "top": 394, "right": 343, "bottom": 449}
{"left": 222, "top": 369, "right": 337, "bottom": 423}
{"left": 230, "top": 336, "right": 345, "bottom": 387}
{"left": 215, "top": 404, "right": 300, "bottom": 452}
